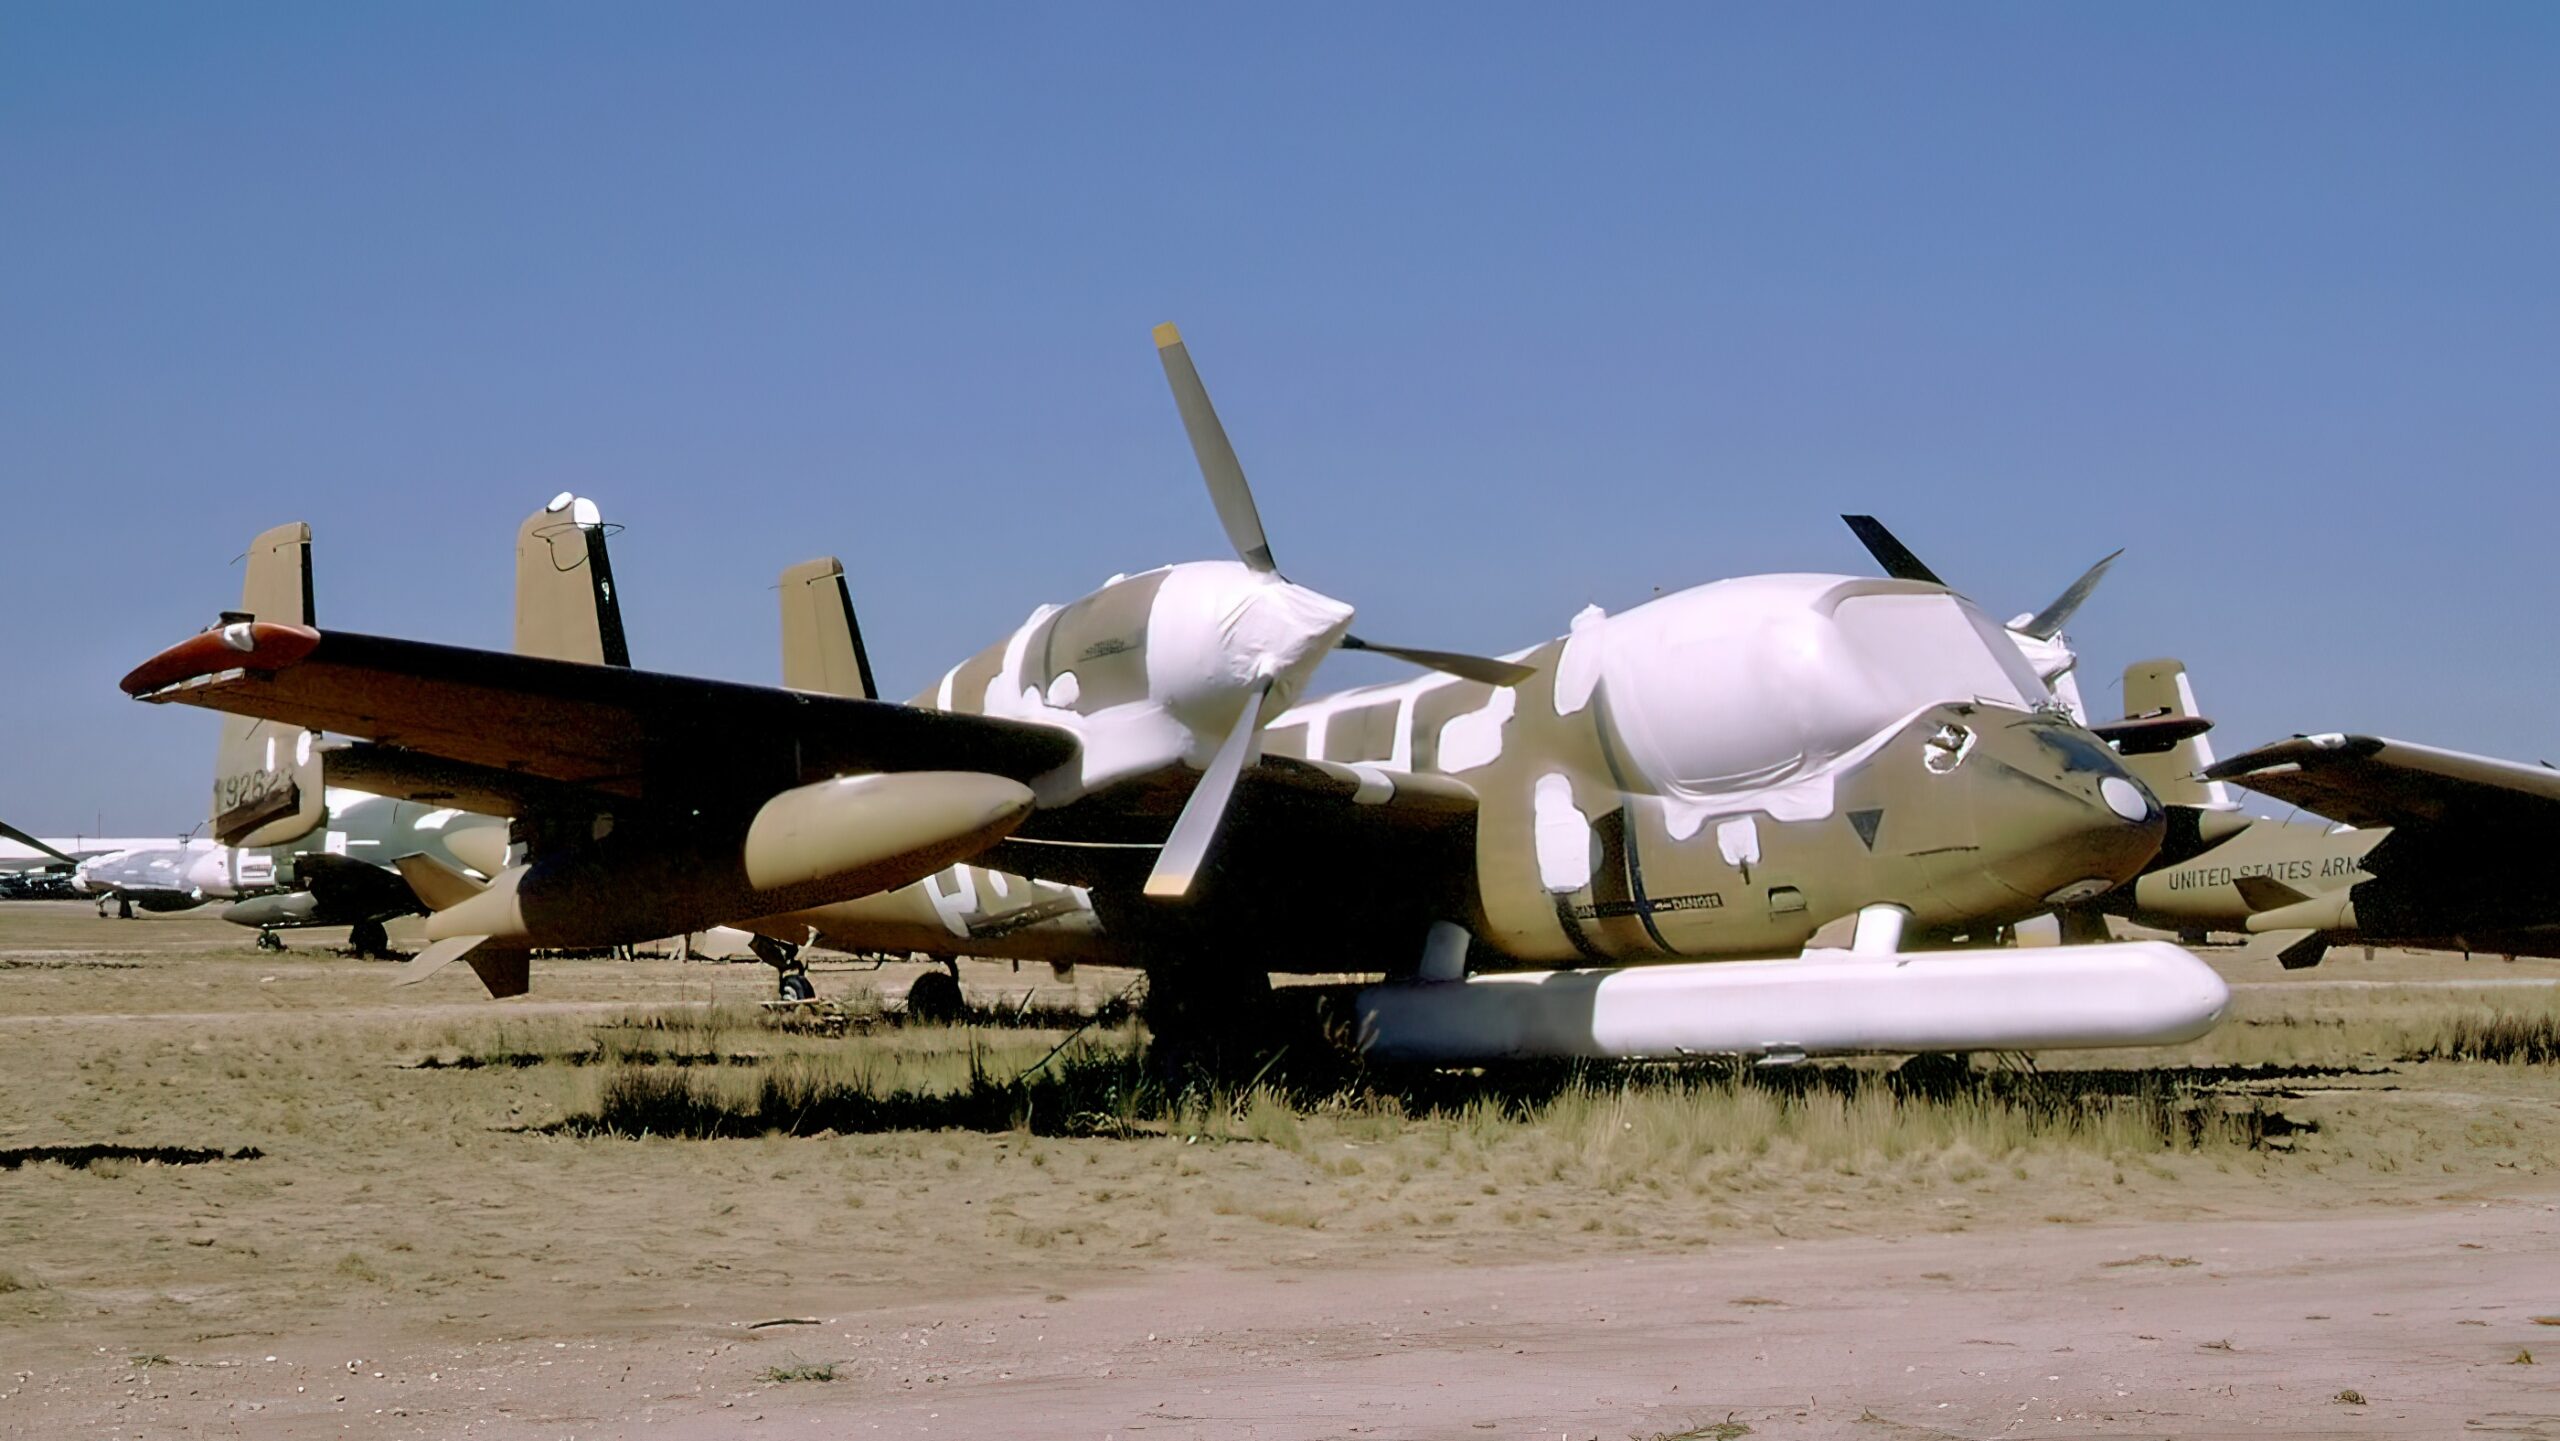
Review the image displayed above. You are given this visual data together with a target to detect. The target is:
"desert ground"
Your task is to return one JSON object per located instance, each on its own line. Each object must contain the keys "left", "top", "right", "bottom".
{"left": 1, "top": 902, "right": 2555, "bottom": 1440}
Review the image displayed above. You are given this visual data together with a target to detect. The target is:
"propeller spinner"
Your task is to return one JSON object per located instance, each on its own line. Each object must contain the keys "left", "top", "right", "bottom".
{"left": 1139, "top": 325, "right": 1531, "bottom": 897}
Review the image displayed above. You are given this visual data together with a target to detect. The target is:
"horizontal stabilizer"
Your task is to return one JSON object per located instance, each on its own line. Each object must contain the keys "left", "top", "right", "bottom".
{"left": 2089, "top": 712, "right": 2213, "bottom": 756}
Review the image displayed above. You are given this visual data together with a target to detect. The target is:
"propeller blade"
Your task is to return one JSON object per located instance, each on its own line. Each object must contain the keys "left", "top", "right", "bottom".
{"left": 0, "top": 818, "right": 80, "bottom": 868}
{"left": 1341, "top": 635, "right": 1535, "bottom": 687}
{"left": 1840, "top": 515, "right": 1945, "bottom": 586}
{"left": 2020, "top": 549, "right": 2123, "bottom": 640}
{"left": 1154, "top": 323, "right": 1277, "bottom": 574}
{"left": 1143, "top": 678, "right": 1271, "bottom": 899}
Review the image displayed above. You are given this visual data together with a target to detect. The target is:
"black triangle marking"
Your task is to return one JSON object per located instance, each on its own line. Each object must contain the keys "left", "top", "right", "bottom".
{"left": 1848, "top": 809, "right": 1883, "bottom": 851}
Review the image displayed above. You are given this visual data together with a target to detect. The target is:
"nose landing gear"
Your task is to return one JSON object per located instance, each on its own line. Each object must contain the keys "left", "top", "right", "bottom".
{"left": 749, "top": 933, "right": 815, "bottom": 1002}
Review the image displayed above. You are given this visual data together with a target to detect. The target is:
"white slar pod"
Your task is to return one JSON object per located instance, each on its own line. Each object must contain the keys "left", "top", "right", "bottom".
{"left": 1355, "top": 941, "right": 2229, "bottom": 1062}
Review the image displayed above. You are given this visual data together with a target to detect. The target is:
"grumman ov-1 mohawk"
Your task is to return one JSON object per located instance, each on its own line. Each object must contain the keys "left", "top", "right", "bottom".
{"left": 122, "top": 326, "right": 2228, "bottom": 1062}
{"left": 2066, "top": 659, "right": 2560, "bottom": 970}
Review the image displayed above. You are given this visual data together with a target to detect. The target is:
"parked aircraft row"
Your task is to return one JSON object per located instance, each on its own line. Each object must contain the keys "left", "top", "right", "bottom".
{"left": 104, "top": 326, "right": 2553, "bottom": 1063}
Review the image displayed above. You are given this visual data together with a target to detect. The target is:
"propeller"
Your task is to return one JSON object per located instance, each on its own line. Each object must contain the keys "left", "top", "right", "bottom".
{"left": 1340, "top": 636, "right": 1534, "bottom": 687}
{"left": 2017, "top": 549, "right": 2121, "bottom": 641}
{"left": 1839, "top": 515, "right": 2120, "bottom": 720}
{"left": 1153, "top": 324, "right": 1531, "bottom": 687}
{"left": 1134, "top": 324, "right": 1533, "bottom": 897}
{"left": 1143, "top": 677, "right": 1270, "bottom": 899}
{"left": 1840, "top": 515, "right": 1945, "bottom": 586}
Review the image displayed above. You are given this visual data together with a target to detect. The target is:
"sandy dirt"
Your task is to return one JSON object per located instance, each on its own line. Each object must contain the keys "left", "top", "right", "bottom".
{"left": 2, "top": 902, "right": 2555, "bottom": 1439}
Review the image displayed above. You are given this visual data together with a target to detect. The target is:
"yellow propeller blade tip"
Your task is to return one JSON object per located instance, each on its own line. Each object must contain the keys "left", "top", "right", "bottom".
{"left": 1152, "top": 321, "right": 1184, "bottom": 349}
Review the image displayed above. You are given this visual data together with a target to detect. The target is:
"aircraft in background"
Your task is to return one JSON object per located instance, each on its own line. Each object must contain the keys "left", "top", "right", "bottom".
{"left": 2194, "top": 733, "right": 2560, "bottom": 967}
{"left": 123, "top": 326, "right": 2224, "bottom": 1065}
{"left": 0, "top": 821, "right": 112, "bottom": 898}
{"left": 2058, "top": 658, "right": 2560, "bottom": 970}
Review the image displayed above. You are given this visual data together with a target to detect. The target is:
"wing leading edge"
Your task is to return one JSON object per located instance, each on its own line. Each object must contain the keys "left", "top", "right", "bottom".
{"left": 2205, "top": 733, "right": 2560, "bottom": 835}
{"left": 123, "top": 622, "right": 1081, "bottom": 805}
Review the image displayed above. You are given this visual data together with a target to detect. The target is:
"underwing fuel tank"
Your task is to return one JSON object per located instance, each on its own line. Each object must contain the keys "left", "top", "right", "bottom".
{"left": 1355, "top": 942, "right": 2228, "bottom": 1062}
{"left": 419, "top": 771, "right": 1034, "bottom": 950}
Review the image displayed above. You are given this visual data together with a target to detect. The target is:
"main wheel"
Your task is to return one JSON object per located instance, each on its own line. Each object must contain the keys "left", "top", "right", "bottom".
{"left": 904, "top": 968, "right": 965, "bottom": 1023}
{"left": 1141, "top": 963, "right": 1278, "bottom": 1080}
{"left": 349, "top": 919, "right": 389, "bottom": 957}
{"left": 777, "top": 971, "right": 816, "bottom": 1003}
{"left": 255, "top": 929, "right": 285, "bottom": 952}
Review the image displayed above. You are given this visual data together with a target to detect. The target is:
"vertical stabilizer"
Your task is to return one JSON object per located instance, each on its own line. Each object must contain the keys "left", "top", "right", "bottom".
{"left": 213, "top": 523, "right": 326, "bottom": 846}
{"left": 2118, "top": 658, "right": 2235, "bottom": 810}
{"left": 515, "top": 494, "right": 630, "bottom": 667}
{"left": 779, "top": 556, "right": 877, "bottom": 700}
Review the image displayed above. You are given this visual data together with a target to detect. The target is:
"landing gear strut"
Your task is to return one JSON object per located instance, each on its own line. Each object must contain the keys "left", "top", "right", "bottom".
{"left": 255, "top": 929, "right": 285, "bottom": 953}
{"left": 348, "top": 919, "right": 389, "bottom": 959}
{"left": 750, "top": 934, "right": 814, "bottom": 1002}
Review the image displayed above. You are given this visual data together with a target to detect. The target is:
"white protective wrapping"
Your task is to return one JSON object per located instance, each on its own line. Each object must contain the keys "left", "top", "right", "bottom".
{"left": 1589, "top": 576, "right": 2045, "bottom": 829}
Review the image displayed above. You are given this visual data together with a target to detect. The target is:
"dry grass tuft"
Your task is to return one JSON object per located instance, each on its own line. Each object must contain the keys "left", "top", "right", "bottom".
{"left": 759, "top": 1357, "right": 837, "bottom": 1383}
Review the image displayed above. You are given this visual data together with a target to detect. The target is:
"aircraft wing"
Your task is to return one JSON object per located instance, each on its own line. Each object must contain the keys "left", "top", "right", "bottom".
{"left": 2204, "top": 734, "right": 2560, "bottom": 834}
{"left": 122, "top": 623, "right": 1080, "bottom": 806}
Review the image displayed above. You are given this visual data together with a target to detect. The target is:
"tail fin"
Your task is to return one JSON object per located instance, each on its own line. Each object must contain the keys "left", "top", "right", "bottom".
{"left": 212, "top": 522, "right": 326, "bottom": 845}
{"left": 778, "top": 557, "right": 877, "bottom": 699}
{"left": 2116, "top": 658, "right": 2235, "bottom": 811}
{"left": 515, "top": 493, "right": 630, "bottom": 667}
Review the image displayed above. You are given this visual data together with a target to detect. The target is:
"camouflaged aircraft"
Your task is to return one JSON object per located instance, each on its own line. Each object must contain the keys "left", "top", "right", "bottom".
{"left": 2070, "top": 658, "right": 2560, "bottom": 970}
{"left": 121, "top": 326, "right": 2228, "bottom": 1062}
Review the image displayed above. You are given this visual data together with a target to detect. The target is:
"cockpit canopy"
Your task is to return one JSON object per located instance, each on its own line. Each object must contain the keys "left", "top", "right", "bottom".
{"left": 1589, "top": 574, "right": 2047, "bottom": 796}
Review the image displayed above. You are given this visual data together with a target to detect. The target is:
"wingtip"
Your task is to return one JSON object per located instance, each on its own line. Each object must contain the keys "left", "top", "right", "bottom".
{"left": 120, "top": 622, "right": 322, "bottom": 699}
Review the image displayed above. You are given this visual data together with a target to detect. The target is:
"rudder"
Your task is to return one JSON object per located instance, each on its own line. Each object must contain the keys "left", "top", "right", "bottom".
{"left": 515, "top": 493, "right": 630, "bottom": 667}
{"left": 2116, "top": 658, "right": 2234, "bottom": 811}
{"left": 778, "top": 556, "right": 877, "bottom": 699}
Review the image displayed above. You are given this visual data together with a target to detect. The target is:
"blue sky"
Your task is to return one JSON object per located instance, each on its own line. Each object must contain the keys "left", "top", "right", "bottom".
{"left": 5, "top": 4, "right": 2556, "bottom": 834}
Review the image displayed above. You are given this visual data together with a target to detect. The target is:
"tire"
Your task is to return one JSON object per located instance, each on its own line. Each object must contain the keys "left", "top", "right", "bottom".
{"left": 777, "top": 971, "right": 817, "bottom": 1003}
{"left": 255, "top": 930, "right": 285, "bottom": 952}
{"left": 904, "top": 968, "right": 965, "bottom": 1023}
{"left": 1141, "top": 963, "right": 1278, "bottom": 1080}
{"left": 349, "top": 919, "right": 389, "bottom": 957}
